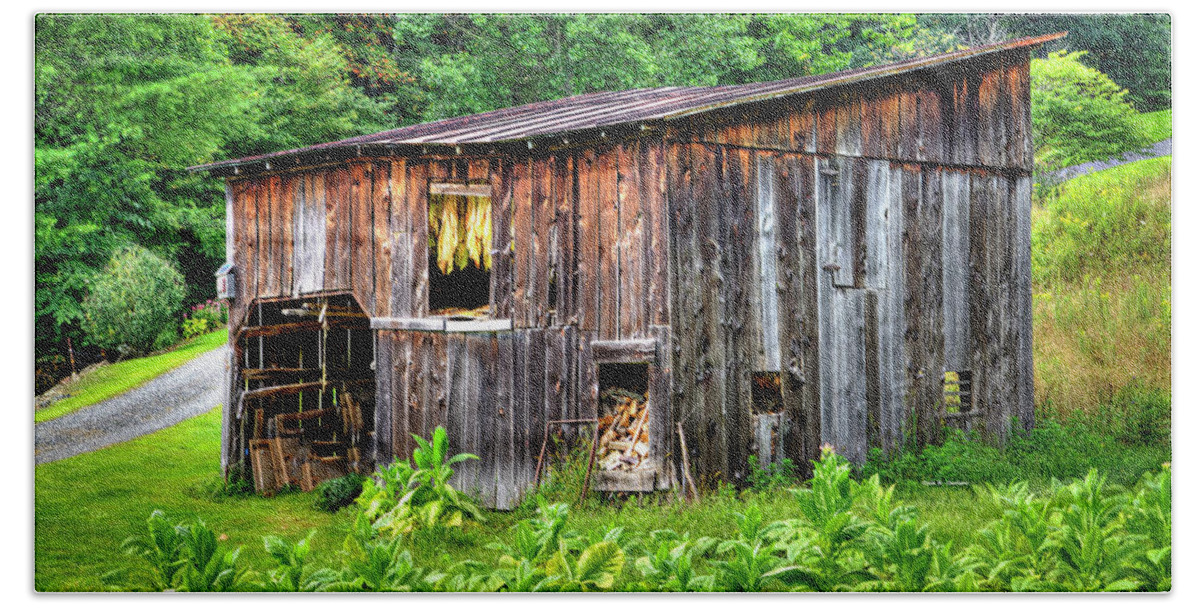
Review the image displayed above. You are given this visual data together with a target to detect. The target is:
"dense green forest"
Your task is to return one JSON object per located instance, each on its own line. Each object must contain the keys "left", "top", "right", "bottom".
{"left": 34, "top": 13, "right": 1171, "bottom": 392}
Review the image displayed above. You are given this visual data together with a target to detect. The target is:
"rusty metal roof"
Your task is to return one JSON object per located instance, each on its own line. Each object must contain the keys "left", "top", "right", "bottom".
{"left": 193, "top": 32, "right": 1065, "bottom": 173}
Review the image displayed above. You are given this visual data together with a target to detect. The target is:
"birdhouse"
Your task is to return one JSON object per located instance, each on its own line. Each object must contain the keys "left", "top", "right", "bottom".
{"left": 215, "top": 261, "right": 236, "bottom": 300}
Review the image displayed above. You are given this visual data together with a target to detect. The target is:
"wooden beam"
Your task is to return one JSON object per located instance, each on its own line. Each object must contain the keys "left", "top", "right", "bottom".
{"left": 590, "top": 339, "right": 658, "bottom": 364}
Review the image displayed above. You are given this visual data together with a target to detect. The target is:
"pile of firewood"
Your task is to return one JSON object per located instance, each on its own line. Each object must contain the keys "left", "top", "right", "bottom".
{"left": 596, "top": 388, "right": 651, "bottom": 471}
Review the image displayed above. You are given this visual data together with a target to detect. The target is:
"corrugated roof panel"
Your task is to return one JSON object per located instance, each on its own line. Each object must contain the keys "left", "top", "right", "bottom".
{"left": 192, "top": 33, "right": 1064, "bottom": 172}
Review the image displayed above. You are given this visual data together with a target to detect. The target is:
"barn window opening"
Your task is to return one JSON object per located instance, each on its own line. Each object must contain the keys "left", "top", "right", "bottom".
{"left": 596, "top": 363, "right": 651, "bottom": 473}
{"left": 428, "top": 183, "right": 492, "bottom": 317}
{"left": 751, "top": 371, "right": 785, "bottom": 468}
{"left": 943, "top": 370, "right": 973, "bottom": 414}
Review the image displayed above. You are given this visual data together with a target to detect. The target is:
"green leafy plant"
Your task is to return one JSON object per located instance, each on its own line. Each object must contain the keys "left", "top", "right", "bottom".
{"left": 747, "top": 454, "right": 799, "bottom": 492}
{"left": 313, "top": 473, "right": 368, "bottom": 512}
{"left": 81, "top": 246, "right": 185, "bottom": 356}
{"left": 359, "top": 426, "right": 484, "bottom": 536}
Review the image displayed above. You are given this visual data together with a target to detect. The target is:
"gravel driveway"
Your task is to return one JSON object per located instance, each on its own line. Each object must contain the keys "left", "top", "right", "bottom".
{"left": 34, "top": 345, "right": 228, "bottom": 465}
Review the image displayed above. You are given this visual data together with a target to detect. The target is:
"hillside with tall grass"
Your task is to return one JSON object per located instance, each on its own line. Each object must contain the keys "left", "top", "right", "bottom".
{"left": 1031, "top": 156, "right": 1171, "bottom": 430}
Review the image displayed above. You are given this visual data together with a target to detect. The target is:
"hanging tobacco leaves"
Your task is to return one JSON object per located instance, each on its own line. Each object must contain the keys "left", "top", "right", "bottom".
{"left": 429, "top": 195, "right": 492, "bottom": 276}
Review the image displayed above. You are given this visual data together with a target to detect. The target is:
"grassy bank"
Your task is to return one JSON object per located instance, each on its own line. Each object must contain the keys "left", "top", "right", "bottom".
{"left": 1031, "top": 156, "right": 1170, "bottom": 416}
{"left": 34, "top": 328, "right": 228, "bottom": 424}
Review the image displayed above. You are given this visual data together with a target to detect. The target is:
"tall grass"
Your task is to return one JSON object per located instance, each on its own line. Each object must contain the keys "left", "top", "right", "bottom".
{"left": 1032, "top": 157, "right": 1170, "bottom": 417}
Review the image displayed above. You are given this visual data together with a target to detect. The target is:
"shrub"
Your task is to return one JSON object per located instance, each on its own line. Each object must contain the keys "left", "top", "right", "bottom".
{"left": 81, "top": 246, "right": 185, "bottom": 356}
{"left": 181, "top": 317, "right": 212, "bottom": 340}
{"left": 313, "top": 473, "right": 368, "bottom": 513}
{"left": 1031, "top": 50, "right": 1151, "bottom": 176}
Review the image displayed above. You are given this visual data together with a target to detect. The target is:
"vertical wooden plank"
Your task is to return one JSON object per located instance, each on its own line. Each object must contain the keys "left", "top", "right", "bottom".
{"left": 578, "top": 332, "right": 598, "bottom": 440}
{"left": 756, "top": 156, "right": 781, "bottom": 372}
{"left": 903, "top": 165, "right": 944, "bottom": 447}
{"left": 576, "top": 149, "right": 600, "bottom": 332}
{"left": 918, "top": 88, "right": 945, "bottom": 164}
{"left": 374, "top": 330, "right": 394, "bottom": 465}
{"left": 524, "top": 329, "right": 546, "bottom": 498}
{"left": 531, "top": 157, "right": 553, "bottom": 326}
{"left": 955, "top": 74, "right": 981, "bottom": 167}
{"left": 860, "top": 92, "right": 882, "bottom": 158}
{"left": 696, "top": 144, "right": 729, "bottom": 482}
{"left": 722, "top": 148, "right": 754, "bottom": 483}
{"left": 373, "top": 161, "right": 392, "bottom": 318}
{"left": 470, "top": 335, "right": 496, "bottom": 506}
{"left": 880, "top": 163, "right": 907, "bottom": 452}
{"left": 511, "top": 331, "right": 529, "bottom": 502}
{"left": 513, "top": 158, "right": 534, "bottom": 327}
{"left": 543, "top": 327, "right": 565, "bottom": 439}
{"left": 977, "top": 63, "right": 1002, "bottom": 168}
{"left": 407, "top": 162, "right": 430, "bottom": 317}
{"left": 259, "top": 176, "right": 273, "bottom": 296}
{"left": 1013, "top": 176, "right": 1034, "bottom": 431}
{"left": 879, "top": 86, "right": 901, "bottom": 160}
{"left": 617, "top": 142, "right": 645, "bottom": 338}
{"left": 280, "top": 174, "right": 295, "bottom": 297}
{"left": 864, "top": 160, "right": 891, "bottom": 289}
{"left": 941, "top": 170, "right": 971, "bottom": 369}
{"left": 391, "top": 332, "right": 413, "bottom": 462}
{"left": 387, "top": 160, "right": 410, "bottom": 316}
{"left": 596, "top": 147, "right": 620, "bottom": 340}
{"left": 491, "top": 158, "right": 515, "bottom": 321}
{"left": 291, "top": 174, "right": 307, "bottom": 295}
{"left": 815, "top": 94, "right": 837, "bottom": 155}
{"left": 286, "top": 173, "right": 302, "bottom": 297}
{"left": 495, "top": 333, "right": 516, "bottom": 509}
{"left": 792, "top": 100, "right": 816, "bottom": 154}
{"left": 643, "top": 137, "right": 670, "bottom": 326}
{"left": 835, "top": 91, "right": 863, "bottom": 157}
{"left": 898, "top": 85, "right": 920, "bottom": 163}
{"left": 350, "top": 163, "right": 374, "bottom": 314}
{"left": 553, "top": 154, "right": 576, "bottom": 325}
{"left": 242, "top": 180, "right": 260, "bottom": 311}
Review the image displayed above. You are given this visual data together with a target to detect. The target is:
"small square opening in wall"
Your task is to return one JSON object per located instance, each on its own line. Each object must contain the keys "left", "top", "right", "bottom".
{"left": 943, "top": 370, "right": 973, "bottom": 414}
{"left": 751, "top": 371, "right": 783, "bottom": 415}
{"left": 596, "top": 363, "right": 650, "bottom": 473}
{"left": 428, "top": 185, "right": 492, "bottom": 317}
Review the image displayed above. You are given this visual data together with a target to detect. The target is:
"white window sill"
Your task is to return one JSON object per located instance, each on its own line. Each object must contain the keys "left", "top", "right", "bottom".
{"left": 370, "top": 317, "right": 513, "bottom": 333}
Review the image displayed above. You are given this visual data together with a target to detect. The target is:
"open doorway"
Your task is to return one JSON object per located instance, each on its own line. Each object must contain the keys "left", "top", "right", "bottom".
{"left": 235, "top": 293, "right": 375, "bottom": 494}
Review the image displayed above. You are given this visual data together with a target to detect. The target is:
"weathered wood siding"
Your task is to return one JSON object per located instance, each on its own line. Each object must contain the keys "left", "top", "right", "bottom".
{"left": 671, "top": 48, "right": 1032, "bottom": 172}
{"left": 663, "top": 48, "right": 1035, "bottom": 473}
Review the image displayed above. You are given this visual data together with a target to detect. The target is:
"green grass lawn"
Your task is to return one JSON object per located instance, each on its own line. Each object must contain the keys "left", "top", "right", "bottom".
{"left": 35, "top": 329, "right": 229, "bottom": 424}
{"left": 34, "top": 407, "right": 352, "bottom": 591}
{"left": 35, "top": 405, "right": 1003, "bottom": 591}
{"left": 1133, "top": 108, "right": 1172, "bottom": 142}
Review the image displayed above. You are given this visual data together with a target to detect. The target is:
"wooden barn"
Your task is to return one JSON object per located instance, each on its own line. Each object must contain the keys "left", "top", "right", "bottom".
{"left": 193, "top": 33, "right": 1060, "bottom": 509}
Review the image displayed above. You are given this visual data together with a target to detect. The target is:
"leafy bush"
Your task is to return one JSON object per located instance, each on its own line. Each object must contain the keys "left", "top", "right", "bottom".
{"left": 313, "top": 473, "right": 367, "bottom": 513}
{"left": 81, "top": 246, "right": 185, "bottom": 356}
{"left": 1031, "top": 50, "right": 1151, "bottom": 175}
{"left": 181, "top": 317, "right": 212, "bottom": 340}
{"left": 355, "top": 426, "right": 484, "bottom": 535}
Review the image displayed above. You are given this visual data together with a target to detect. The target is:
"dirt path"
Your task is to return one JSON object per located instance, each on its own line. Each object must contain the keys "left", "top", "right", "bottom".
{"left": 1051, "top": 138, "right": 1172, "bottom": 181}
{"left": 34, "top": 345, "right": 228, "bottom": 465}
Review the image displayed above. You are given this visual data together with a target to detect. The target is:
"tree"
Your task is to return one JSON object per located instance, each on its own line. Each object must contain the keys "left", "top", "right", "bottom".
{"left": 1030, "top": 50, "right": 1151, "bottom": 173}
{"left": 82, "top": 246, "right": 186, "bottom": 355}
{"left": 35, "top": 14, "right": 252, "bottom": 353}
{"left": 388, "top": 14, "right": 924, "bottom": 124}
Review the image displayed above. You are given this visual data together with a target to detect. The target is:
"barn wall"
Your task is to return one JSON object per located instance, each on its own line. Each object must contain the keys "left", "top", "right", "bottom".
{"left": 670, "top": 48, "right": 1032, "bottom": 172}
{"left": 664, "top": 49, "right": 1034, "bottom": 478}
